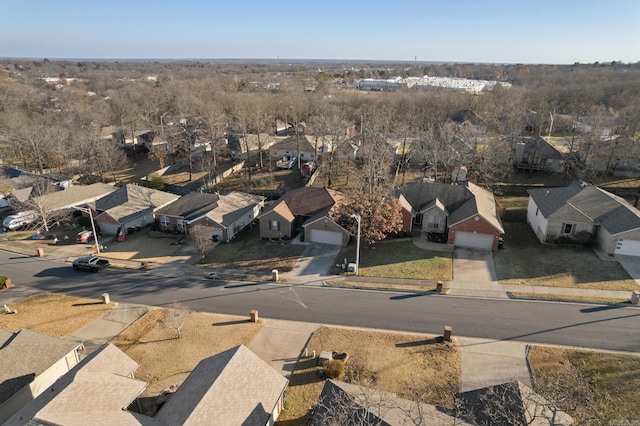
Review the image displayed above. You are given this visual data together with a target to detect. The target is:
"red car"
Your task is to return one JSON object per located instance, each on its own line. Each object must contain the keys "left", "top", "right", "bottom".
{"left": 76, "top": 230, "right": 94, "bottom": 243}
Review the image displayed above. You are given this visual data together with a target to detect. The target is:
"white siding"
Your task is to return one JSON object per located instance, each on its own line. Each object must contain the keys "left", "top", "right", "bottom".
{"left": 527, "top": 197, "right": 548, "bottom": 242}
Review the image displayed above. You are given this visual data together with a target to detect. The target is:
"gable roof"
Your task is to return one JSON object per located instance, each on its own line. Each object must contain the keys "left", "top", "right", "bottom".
{"left": 310, "top": 380, "right": 472, "bottom": 426}
{"left": 95, "top": 184, "right": 179, "bottom": 223}
{"left": 454, "top": 381, "right": 574, "bottom": 425}
{"left": 270, "top": 135, "right": 315, "bottom": 152}
{"left": 155, "top": 192, "right": 220, "bottom": 221}
{"left": 259, "top": 187, "right": 346, "bottom": 222}
{"left": 205, "top": 191, "right": 265, "bottom": 227}
{"left": 155, "top": 344, "right": 287, "bottom": 425}
{"left": 523, "top": 136, "right": 565, "bottom": 161}
{"left": 396, "top": 181, "right": 503, "bottom": 233}
{"left": 0, "top": 329, "right": 80, "bottom": 406}
{"left": 528, "top": 182, "right": 640, "bottom": 234}
{"left": 30, "top": 183, "right": 117, "bottom": 213}
{"left": 6, "top": 344, "right": 149, "bottom": 426}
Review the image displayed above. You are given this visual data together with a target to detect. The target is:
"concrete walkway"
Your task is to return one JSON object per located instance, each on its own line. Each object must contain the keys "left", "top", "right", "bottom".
{"left": 248, "top": 318, "right": 322, "bottom": 378}
{"left": 456, "top": 336, "right": 531, "bottom": 392}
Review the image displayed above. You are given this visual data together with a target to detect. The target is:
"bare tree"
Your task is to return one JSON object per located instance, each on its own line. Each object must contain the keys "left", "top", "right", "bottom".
{"left": 163, "top": 301, "right": 191, "bottom": 339}
{"left": 190, "top": 223, "right": 212, "bottom": 263}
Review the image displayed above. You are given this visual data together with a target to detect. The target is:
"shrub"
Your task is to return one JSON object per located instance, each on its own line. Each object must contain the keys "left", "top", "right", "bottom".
{"left": 0, "top": 276, "right": 8, "bottom": 286}
{"left": 146, "top": 173, "right": 166, "bottom": 190}
{"left": 323, "top": 360, "right": 345, "bottom": 379}
{"left": 77, "top": 216, "right": 91, "bottom": 228}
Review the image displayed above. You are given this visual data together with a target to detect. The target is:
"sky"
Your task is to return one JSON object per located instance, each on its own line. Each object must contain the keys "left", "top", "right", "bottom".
{"left": 1, "top": 0, "right": 639, "bottom": 64}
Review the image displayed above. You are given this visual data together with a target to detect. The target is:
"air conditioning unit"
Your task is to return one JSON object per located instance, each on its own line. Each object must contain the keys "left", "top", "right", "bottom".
{"left": 347, "top": 263, "right": 358, "bottom": 273}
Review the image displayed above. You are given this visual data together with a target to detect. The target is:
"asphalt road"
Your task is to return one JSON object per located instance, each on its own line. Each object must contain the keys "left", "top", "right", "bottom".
{"left": 2, "top": 250, "right": 640, "bottom": 353}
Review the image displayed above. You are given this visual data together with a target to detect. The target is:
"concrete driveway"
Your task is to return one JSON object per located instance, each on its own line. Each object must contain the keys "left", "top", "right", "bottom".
{"left": 453, "top": 247, "right": 497, "bottom": 282}
{"left": 285, "top": 242, "right": 341, "bottom": 284}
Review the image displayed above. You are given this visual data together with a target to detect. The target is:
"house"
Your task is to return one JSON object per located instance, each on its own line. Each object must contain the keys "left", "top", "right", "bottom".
{"left": 311, "top": 380, "right": 573, "bottom": 426}
{"left": 258, "top": 187, "right": 349, "bottom": 246}
{"left": 5, "top": 344, "right": 146, "bottom": 426}
{"left": 7, "top": 344, "right": 288, "bottom": 426}
{"left": 195, "top": 191, "right": 264, "bottom": 242}
{"left": 453, "top": 381, "right": 574, "bottom": 425}
{"left": 310, "top": 380, "right": 471, "bottom": 426}
{"left": 29, "top": 182, "right": 117, "bottom": 219}
{"left": 227, "top": 133, "right": 277, "bottom": 160}
{"left": 332, "top": 138, "right": 360, "bottom": 161}
{"left": 155, "top": 345, "right": 288, "bottom": 425}
{"left": 154, "top": 192, "right": 220, "bottom": 234}
{"left": 527, "top": 181, "right": 640, "bottom": 256}
{"left": 0, "top": 329, "right": 82, "bottom": 424}
{"left": 449, "top": 109, "right": 488, "bottom": 135}
{"left": 396, "top": 181, "right": 504, "bottom": 250}
{"left": 515, "top": 136, "right": 566, "bottom": 174}
{"left": 269, "top": 135, "right": 317, "bottom": 164}
{"left": 94, "top": 184, "right": 179, "bottom": 235}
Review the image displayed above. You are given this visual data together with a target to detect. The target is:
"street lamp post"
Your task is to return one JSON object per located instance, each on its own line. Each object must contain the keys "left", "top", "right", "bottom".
{"left": 351, "top": 214, "right": 361, "bottom": 276}
{"left": 73, "top": 206, "right": 100, "bottom": 254}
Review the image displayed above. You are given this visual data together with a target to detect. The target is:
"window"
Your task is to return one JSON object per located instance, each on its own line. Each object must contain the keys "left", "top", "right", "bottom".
{"left": 427, "top": 214, "right": 440, "bottom": 229}
{"left": 160, "top": 216, "right": 169, "bottom": 226}
{"left": 269, "top": 220, "right": 280, "bottom": 231}
{"left": 176, "top": 219, "right": 185, "bottom": 230}
{"left": 562, "top": 223, "right": 574, "bottom": 234}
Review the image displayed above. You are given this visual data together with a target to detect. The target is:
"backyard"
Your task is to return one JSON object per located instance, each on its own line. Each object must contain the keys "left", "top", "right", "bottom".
{"left": 494, "top": 222, "right": 639, "bottom": 290}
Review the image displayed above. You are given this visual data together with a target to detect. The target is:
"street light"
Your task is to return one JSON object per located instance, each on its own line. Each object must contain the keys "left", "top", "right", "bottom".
{"left": 351, "top": 214, "right": 361, "bottom": 276}
{"left": 72, "top": 206, "right": 100, "bottom": 254}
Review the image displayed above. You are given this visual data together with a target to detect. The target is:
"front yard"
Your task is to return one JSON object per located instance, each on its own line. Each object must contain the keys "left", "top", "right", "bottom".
{"left": 201, "top": 226, "right": 307, "bottom": 273}
{"left": 277, "top": 327, "right": 460, "bottom": 425}
{"left": 330, "top": 240, "right": 453, "bottom": 281}
{"left": 494, "top": 222, "right": 638, "bottom": 290}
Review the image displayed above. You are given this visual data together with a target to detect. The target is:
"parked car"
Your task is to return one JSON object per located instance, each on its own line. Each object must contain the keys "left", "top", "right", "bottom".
{"left": 76, "top": 230, "right": 94, "bottom": 243}
{"left": 72, "top": 255, "right": 110, "bottom": 272}
{"left": 3, "top": 210, "right": 38, "bottom": 231}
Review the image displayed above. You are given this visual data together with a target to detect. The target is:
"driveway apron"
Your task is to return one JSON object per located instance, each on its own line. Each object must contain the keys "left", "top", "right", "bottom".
{"left": 286, "top": 243, "right": 341, "bottom": 284}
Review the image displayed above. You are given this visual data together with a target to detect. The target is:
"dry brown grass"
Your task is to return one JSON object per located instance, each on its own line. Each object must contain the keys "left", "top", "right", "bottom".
{"left": 528, "top": 346, "right": 640, "bottom": 423}
{"left": 110, "top": 309, "right": 263, "bottom": 386}
{"left": 101, "top": 229, "right": 185, "bottom": 263}
{"left": 0, "top": 293, "right": 113, "bottom": 337}
{"left": 278, "top": 327, "right": 460, "bottom": 425}
{"left": 508, "top": 292, "right": 629, "bottom": 304}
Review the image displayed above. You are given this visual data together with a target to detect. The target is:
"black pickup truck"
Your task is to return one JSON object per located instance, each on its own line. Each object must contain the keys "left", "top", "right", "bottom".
{"left": 72, "top": 256, "right": 110, "bottom": 272}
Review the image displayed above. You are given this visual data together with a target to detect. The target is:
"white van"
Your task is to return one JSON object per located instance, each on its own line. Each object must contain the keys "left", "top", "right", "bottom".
{"left": 3, "top": 211, "right": 38, "bottom": 231}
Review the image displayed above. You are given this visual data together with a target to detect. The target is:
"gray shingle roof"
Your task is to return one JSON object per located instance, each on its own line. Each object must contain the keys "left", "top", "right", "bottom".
{"left": 155, "top": 192, "right": 220, "bottom": 221}
{"left": 454, "top": 381, "right": 574, "bottom": 425}
{"left": 270, "top": 135, "right": 315, "bottom": 152}
{"left": 310, "top": 380, "right": 472, "bottom": 426}
{"left": 528, "top": 182, "right": 640, "bottom": 234}
{"left": 205, "top": 192, "right": 265, "bottom": 227}
{"left": 30, "top": 183, "right": 117, "bottom": 213}
{"left": 0, "top": 329, "right": 80, "bottom": 406}
{"left": 94, "top": 184, "right": 179, "bottom": 223}
{"left": 155, "top": 344, "right": 287, "bottom": 425}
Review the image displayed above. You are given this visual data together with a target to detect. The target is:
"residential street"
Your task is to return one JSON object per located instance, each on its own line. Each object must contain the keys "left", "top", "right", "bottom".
{"left": 2, "top": 250, "right": 640, "bottom": 353}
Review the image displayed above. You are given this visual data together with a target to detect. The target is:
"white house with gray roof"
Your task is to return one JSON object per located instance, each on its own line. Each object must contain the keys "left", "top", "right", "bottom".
{"left": 0, "top": 329, "right": 82, "bottom": 424}
{"left": 528, "top": 181, "right": 640, "bottom": 256}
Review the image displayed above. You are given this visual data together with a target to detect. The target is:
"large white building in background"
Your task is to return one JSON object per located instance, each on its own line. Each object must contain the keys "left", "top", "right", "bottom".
{"left": 358, "top": 75, "right": 512, "bottom": 93}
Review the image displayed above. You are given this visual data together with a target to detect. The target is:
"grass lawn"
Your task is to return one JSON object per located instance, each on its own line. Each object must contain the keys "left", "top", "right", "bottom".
{"left": 508, "top": 292, "right": 629, "bottom": 304}
{"left": 494, "top": 222, "right": 638, "bottom": 290}
{"left": 0, "top": 293, "right": 113, "bottom": 337}
{"left": 528, "top": 346, "right": 640, "bottom": 423}
{"left": 330, "top": 240, "right": 453, "bottom": 281}
{"left": 201, "top": 226, "right": 306, "bottom": 273}
{"left": 495, "top": 195, "right": 529, "bottom": 210}
{"left": 277, "top": 327, "right": 460, "bottom": 425}
{"left": 110, "top": 309, "right": 262, "bottom": 386}
{"left": 102, "top": 227, "right": 185, "bottom": 263}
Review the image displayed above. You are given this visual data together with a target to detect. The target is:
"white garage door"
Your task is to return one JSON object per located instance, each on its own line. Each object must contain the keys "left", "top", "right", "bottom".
{"left": 455, "top": 231, "right": 494, "bottom": 249}
{"left": 309, "top": 229, "right": 343, "bottom": 246}
{"left": 615, "top": 239, "right": 640, "bottom": 256}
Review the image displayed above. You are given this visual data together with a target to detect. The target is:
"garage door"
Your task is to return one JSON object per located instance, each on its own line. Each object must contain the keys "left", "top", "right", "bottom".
{"left": 454, "top": 231, "right": 494, "bottom": 249}
{"left": 615, "top": 239, "right": 640, "bottom": 256}
{"left": 309, "top": 229, "right": 343, "bottom": 246}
